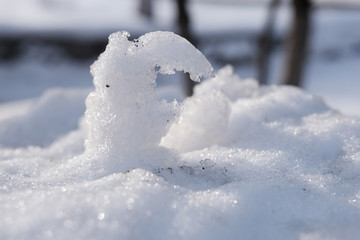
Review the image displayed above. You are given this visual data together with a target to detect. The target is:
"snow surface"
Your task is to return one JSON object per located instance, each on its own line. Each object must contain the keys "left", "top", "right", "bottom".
{"left": 1, "top": 31, "right": 360, "bottom": 240}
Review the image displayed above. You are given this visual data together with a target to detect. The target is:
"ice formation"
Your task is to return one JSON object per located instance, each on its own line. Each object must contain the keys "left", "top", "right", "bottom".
{"left": 1, "top": 31, "right": 360, "bottom": 240}
{"left": 84, "top": 31, "right": 213, "bottom": 172}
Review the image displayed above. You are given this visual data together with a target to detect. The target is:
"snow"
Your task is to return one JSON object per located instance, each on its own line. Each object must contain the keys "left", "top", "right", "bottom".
{"left": 84, "top": 31, "right": 212, "bottom": 173}
{"left": 0, "top": 87, "right": 88, "bottom": 148}
{"left": 1, "top": 30, "right": 360, "bottom": 240}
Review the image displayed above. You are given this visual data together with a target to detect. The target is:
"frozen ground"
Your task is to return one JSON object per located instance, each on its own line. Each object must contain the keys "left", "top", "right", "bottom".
{"left": 1, "top": 1, "right": 360, "bottom": 240}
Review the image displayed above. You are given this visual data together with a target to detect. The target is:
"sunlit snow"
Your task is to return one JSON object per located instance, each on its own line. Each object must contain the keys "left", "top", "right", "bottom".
{"left": 1, "top": 31, "right": 360, "bottom": 240}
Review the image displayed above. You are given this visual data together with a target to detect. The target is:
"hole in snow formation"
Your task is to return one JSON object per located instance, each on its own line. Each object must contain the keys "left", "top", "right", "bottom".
{"left": 155, "top": 71, "right": 187, "bottom": 103}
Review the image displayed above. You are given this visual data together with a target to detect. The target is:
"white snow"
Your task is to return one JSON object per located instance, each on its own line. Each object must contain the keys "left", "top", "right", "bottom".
{"left": 0, "top": 88, "right": 89, "bottom": 148}
{"left": 84, "top": 31, "right": 212, "bottom": 173}
{"left": 1, "top": 31, "right": 360, "bottom": 240}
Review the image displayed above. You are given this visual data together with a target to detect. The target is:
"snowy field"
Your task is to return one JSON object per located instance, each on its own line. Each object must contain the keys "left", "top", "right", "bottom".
{"left": 1, "top": 1, "right": 360, "bottom": 240}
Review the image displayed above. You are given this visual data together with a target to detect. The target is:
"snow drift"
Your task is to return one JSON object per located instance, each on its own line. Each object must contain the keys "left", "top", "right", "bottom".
{"left": 1, "top": 31, "right": 360, "bottom": 240}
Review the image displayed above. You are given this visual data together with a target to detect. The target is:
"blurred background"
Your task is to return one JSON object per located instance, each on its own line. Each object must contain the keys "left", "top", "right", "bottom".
{"left": 1, "top": 0, "right": 360, "bottom": 116}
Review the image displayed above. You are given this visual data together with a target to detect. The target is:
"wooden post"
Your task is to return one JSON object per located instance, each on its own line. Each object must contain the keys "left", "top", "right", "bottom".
{"left": 139, "top": 0, "right": 153, "bottom": 19}
{"left": 257, "top": 0, "right": 281, "bottom": 85}
{"left": 282, "top": 0, "right": 312, "bottom": 86}
{"left": 176, "top": 0, "right": 197, "bottom": 96}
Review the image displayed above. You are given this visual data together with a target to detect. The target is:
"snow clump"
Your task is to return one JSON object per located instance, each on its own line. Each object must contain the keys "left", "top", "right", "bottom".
{"left": 84, "top": 31, "right": 212, "bottom": 172}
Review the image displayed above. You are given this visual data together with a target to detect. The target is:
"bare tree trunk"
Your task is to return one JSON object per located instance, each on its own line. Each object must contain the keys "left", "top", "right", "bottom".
{"left": 257, "top": 0, "right": 281, "bottom": 85}
{"left": 139, "top": 0, "right": 153, "bottom": 19}
{"left": 176, "top": 0, "right": 197, "bottom": 96}
{"left": 282, "top": 0, "right": 312, "bottom": 86}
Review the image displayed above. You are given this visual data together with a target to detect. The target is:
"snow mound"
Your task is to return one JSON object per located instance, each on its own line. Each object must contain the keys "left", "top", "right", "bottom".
{"left": 1, "top": 31, "right": 360, "bottom": 240}
{"left": 0, "top": 88, "right": 88, "bottom": 148}
{"left": 161, "top": 65, "right": 329, "bottom": 152}
{"left": 84, "top": 31, "right": 213, "bottom": 172}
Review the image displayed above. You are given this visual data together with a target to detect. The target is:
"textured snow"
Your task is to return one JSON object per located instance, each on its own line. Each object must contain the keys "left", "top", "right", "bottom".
{"left": 0, "top": 88, "right": 88, "bottom": 148}
{"left": 1, "top": 31, "right": 360, "bottom": 240}
{"left": 84, "top": 31, "right": 213, "bottom": 174}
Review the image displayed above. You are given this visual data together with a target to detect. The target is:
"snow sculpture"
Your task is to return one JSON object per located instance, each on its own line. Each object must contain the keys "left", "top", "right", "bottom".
{"left": 84, "top": 31, "right": 213, "bottom": 171}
